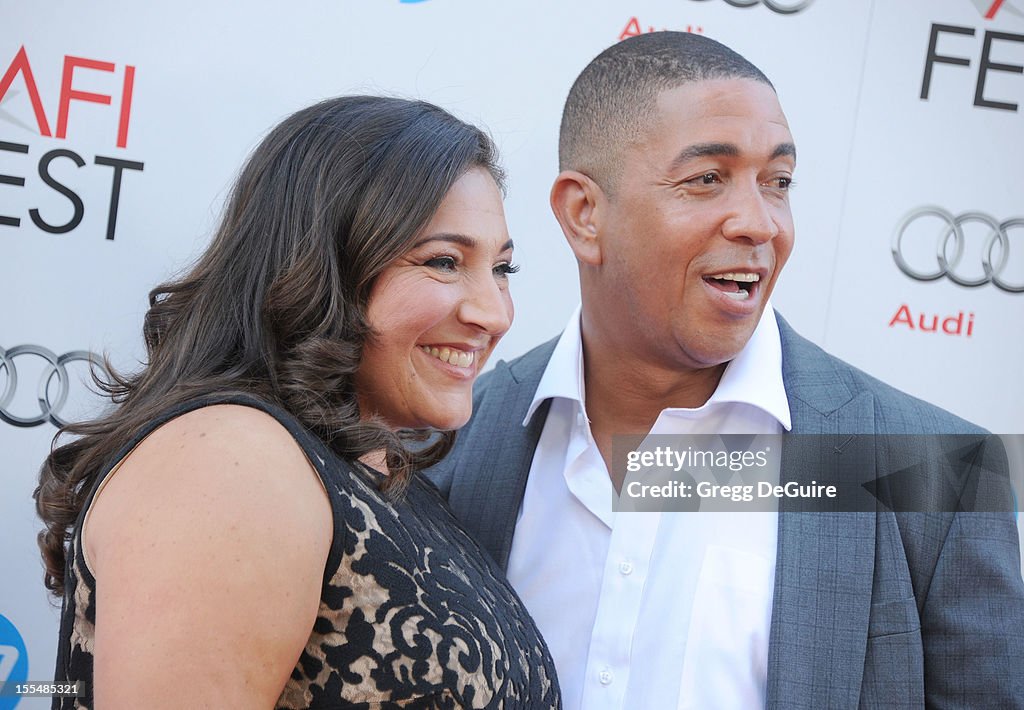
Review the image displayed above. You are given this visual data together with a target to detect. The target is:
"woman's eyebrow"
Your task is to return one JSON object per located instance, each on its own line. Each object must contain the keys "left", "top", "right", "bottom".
{"left": 412, "top": 234, "right": 514, "bottom": 251}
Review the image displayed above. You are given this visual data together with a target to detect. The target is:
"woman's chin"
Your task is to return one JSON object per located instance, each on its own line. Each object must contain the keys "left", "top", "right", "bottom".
{"left": 422, "top": 401, "right": 474, "bottom": 431}
{"left": 427, "top": 411, "right": 471, "bottom": 432}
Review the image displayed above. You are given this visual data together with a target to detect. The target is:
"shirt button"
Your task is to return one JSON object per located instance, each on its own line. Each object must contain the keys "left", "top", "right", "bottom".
{"left": 619, "top": 561, "right": 633, "bottom": 575}
{"left": 599, "top": 669, "right": 614, "bottom": 685}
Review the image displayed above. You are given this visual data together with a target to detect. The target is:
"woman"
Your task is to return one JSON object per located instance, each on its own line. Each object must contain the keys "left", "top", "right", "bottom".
{"left": 35, "top": 96, "right": 561, "bottom": 709}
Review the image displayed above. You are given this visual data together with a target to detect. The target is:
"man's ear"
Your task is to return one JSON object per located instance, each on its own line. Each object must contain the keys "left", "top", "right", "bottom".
{"left": 550, "top": 170, "right": 604, "bottom": 266}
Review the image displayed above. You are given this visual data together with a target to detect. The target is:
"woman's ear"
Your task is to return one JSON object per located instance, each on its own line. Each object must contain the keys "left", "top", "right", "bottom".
{"left": 550, "top": 170, "right": 604, "bottom": 267}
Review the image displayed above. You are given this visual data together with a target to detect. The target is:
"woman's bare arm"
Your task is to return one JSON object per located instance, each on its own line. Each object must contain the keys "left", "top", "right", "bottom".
{"left": 84, "top": 404, "right": 332, "bottom": 709}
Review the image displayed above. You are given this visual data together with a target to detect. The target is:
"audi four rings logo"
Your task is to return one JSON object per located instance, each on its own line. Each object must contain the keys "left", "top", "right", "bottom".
{"left": 892, "top": 207, "right": 1024, "bottom": 293}
{"left": 690, "top": 0, "right": 814, "bottom": 14}
{"left": 0, "top": 344, "right": 108, "bottom": 427}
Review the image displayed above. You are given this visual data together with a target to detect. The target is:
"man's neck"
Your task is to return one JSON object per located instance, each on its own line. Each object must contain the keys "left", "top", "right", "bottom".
{"left": 581, "top": 336, "right": 728, "bottom": 492}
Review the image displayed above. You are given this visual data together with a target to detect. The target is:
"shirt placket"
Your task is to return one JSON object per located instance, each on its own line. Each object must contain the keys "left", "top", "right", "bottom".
{"left": 579, "top": 442, "right": 661, "bottom": 710}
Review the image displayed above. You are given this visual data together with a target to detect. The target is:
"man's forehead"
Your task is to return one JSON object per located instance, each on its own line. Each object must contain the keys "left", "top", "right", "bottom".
{"left": 643, "top": 79, "right": 794, "bottom": 156}
{"left": 654, "top": 78, "right": 788, "bottom": 122}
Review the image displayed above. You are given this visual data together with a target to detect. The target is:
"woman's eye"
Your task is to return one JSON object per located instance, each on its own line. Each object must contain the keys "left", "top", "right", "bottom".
{"left": 425, "top": 256, "right": 457, "bottom": 272}
{"left": 494, "top": 262, "right": 520, "bottom": 279}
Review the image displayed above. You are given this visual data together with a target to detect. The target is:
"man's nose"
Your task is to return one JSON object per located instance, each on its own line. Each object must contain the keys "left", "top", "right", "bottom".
{"left": 721, "top": 183, "right": 781, "bottom": 245}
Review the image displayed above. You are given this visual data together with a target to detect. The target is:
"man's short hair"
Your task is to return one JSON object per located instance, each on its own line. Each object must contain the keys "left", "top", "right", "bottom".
{"left": 559, "top": 32, "right": 774, "bottom": 191}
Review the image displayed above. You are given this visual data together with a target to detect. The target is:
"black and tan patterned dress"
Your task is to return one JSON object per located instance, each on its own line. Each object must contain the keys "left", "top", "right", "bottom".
{"left": 52, "top": 394, "right": 561, "bottom": 709}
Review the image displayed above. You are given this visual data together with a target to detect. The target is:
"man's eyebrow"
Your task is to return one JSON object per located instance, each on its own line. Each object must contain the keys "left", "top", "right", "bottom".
{"left": 771, "top": 142, "right": 797, "bottom": 161}
{"left": 670, "top": 143, "right": 739, "bottom": 171}
{"left": 412, "top": 234, "right": 514, "bottom": 251}
{"left": 669, "top": 141, "right": 798, "bottom": 172}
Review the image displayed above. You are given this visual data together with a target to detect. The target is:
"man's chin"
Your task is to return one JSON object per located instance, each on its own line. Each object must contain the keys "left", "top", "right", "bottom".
{"left": 678, "top": 326, "right": 757, "bottom": 370}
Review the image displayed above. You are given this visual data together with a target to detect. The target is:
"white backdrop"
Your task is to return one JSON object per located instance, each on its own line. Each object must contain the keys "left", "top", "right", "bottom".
{"left": 2, "top": 0, "right": 1022, "bottom": 703}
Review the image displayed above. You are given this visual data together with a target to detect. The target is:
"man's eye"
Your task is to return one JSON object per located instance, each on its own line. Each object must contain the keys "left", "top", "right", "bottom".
{"left": 771, "top": 177, "right": 794, "bottom": 190}
{"left": 687, "top": 172, "right": 719, "bottom": 186}
{"left": 425, "top": 256, "right": 457, "bottom": 272}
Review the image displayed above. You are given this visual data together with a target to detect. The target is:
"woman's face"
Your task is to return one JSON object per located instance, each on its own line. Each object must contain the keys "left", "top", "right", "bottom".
{"left": 355, "top": 167, "right": 515, "bottom": 431}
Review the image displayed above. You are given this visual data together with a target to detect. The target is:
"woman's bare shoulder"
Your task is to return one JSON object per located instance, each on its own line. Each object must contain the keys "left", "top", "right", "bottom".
{"left": 84, "top": 402, "right": 333, "bottom": 707}
{"left": 86, "top": 402, "right": 331, "bottom": 565}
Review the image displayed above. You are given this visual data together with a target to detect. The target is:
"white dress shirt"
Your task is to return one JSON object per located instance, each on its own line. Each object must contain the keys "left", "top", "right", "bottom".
{"left": 506, "top": 306, "right": 792, "bottom": 710}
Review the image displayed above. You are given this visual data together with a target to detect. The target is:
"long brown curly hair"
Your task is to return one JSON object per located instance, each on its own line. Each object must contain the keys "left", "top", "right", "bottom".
{"left": 34, "top": 95, "right": 505, "bottom": 596}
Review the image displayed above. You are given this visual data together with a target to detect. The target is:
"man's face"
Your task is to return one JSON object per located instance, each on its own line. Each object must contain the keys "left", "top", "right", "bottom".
{"left": 592, "top": 78, "right": 795, "bottom": 373}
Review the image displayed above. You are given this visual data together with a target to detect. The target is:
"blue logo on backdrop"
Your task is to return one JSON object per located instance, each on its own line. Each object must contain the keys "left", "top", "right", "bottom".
{"left": 0, "top": 614, "right": 29, "bottom": 710}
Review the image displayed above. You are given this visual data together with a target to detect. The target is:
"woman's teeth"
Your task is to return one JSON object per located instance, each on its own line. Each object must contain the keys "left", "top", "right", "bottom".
{"left": 421, "top": 346, "right": 474, "bottom": 368}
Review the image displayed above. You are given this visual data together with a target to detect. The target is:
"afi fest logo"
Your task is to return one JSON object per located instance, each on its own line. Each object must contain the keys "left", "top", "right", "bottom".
{"left": 0, "top": 46, "right": 144, "bottom": 240}
{"left": 971, "top": 0, "right": 1024, "bottom": 19}
{"left": 921, "top": 0, "right": 1024, "bottom": 111}
{"left": 688, "top": 0, "right": 814, "bottom": 15}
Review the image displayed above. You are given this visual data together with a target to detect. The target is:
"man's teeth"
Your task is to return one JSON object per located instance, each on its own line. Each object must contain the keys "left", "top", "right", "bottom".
{"left": 421, "top": 346, "right": 475, "bottom": 368}
{"left": 708, "top": 272, "right": 760, "bottom": 282}
{"left": 721, "top": 290, "right": 752, "bottom": 301}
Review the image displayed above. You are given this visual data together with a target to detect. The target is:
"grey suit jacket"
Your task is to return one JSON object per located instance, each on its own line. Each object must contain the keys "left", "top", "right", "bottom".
{"left": 427, "top": 314, "right": 1024, "bottom": 709}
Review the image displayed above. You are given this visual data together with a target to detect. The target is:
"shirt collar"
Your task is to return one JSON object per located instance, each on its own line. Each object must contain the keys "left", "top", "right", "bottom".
{"left": 524, "top": 304, "right": 586, "bottom": 425}
{"left": 523, "top": 304, "right": 792, "bottom": 431}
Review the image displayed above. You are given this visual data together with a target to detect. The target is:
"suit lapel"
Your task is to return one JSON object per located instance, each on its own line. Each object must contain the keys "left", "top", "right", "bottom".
{"left": 765, "top": 316, "right": 877, "bottom": 709}
{"left": 447, "top": 339, "right": 556, "bottom": 570}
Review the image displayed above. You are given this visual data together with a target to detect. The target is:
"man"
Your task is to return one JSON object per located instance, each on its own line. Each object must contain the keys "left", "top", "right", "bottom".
{"left": 428, "top": 32, "right": 1024, "bottom": 709}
